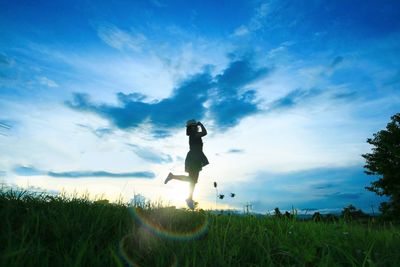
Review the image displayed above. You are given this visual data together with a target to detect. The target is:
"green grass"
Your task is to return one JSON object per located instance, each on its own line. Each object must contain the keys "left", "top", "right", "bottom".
{"left": 1, "top": 189, "right": 399, "bottom": 267}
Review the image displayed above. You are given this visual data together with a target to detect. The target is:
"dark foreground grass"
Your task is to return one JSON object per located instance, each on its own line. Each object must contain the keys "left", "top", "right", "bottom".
{"left": 1, "top": 189, "right": 399, "bottom": 267}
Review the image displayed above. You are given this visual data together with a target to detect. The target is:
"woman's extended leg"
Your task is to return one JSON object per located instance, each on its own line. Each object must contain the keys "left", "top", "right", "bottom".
{"left": 171, "top": 175, "right": 192, "bottom": 182}
{"left": 164, "top": 172, "right": 192, "bottom": 184}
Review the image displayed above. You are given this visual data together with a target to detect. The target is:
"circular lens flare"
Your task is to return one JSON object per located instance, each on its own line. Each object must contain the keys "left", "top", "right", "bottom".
{"left": 120, "top": 206, "right": 209, "bottom": 266}
{"left": 119, "top": 234, "right": 178, "bottom": 267}
{"left": 128, "top": 206, "right": 209, "bottom": 241}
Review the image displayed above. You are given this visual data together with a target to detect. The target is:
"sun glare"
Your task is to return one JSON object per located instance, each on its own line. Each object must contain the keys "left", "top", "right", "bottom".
{"left": 166, "top": 182, "right": 189, "bottom": 205}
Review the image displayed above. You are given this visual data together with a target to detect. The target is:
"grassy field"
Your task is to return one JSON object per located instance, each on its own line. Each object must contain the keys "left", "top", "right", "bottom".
{"left": 1, "top": 189, "right": 399, "bottom": 267}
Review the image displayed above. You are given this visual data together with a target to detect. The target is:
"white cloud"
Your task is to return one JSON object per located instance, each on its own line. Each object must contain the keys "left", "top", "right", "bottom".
{"left": 233, "top": 1, "right": 270, "bottom": 36}
{"left": 233, "top": 25, "right": 250, "bottom": 36}
{"left": 37, "top": 76, "right": 59, "bottom": 88}
{"left": 96, "top": 23, "right": 146, "bottom": 52}
{"left": 249, "top": 2, "right": 269, "bottom": 31}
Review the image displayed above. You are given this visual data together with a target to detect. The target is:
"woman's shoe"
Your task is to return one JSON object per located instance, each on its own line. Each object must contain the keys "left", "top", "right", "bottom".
{"left": 186, "top": 198, "right": 195, "bottom": 210}
{"left": 164, "top": 172, "right": 173, "bottom": 184}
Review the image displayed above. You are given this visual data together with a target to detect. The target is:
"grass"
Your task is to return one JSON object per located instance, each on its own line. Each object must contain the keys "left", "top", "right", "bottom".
{"left": 1, "top": 189, "right": 400, "bottom": 267}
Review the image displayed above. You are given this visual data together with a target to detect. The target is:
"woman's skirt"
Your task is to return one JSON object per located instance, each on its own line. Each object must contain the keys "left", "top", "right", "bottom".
{"left": 185, "top": 149, "right": 209, "bottom": 174}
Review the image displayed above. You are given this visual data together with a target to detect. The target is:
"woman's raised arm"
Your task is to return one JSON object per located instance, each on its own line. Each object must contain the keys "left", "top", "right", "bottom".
{"left": 197, "top": 122, "right": 207, "bottom": 137}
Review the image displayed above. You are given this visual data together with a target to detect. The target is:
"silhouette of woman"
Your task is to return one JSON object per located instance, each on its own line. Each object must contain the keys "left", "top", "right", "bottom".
{"left": 164, "top": 119, "right": 209, "bottom": 209}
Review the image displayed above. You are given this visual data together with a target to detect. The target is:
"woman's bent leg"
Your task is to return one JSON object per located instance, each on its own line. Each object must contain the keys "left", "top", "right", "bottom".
{"left": 188, "top": 171, "right": 199, "bottom": 200}
{"left": 188, "top": 182, "right": 196, "bottom": 200}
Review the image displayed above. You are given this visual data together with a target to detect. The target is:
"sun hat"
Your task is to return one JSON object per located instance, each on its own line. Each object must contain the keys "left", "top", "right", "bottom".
{"left": 186, "top": 119, "right": 197, "bottom": 127}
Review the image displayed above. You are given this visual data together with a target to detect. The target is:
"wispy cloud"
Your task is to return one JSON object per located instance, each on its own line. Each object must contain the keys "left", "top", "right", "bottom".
{"left": 0, "top": 121, "right": 12, "bottom": 129}
{"left": 268, "top": 88, "right": 321, "bottom": 111}
{"left": 126, "top": 143, "right": 172, "bottom": 164}
{"left": 76, "top": 123, "right": 114, "bottom": 138}
{"left": 13, "top": 166, "right": 155, "bottom": 179}
{"left": 0, "top": 120, "right": 12, "bottom": 137}
{"left": 48, "top": 171, "right": 154, "bottom": 178}
{"left": 37, "top": 76, "right": 59, "bottom": 88}
{"left": 233, "top": 25, "right": 250, "bottom": 36}
{"left": 383, "top": 70, "right": 400, "bottom": 87}
{"left": 330, "top": 56, "right": 344, "bottom": 69}
{"left": 331, "top": 91, "right": 357, "bottom": 100}
{"left": 0, "top": 53, "right": 17, "bottom": 83}
{"left": 149, "top": 0, "right": 166, "bottom": 8}
{"left": 233, "top": 1, "right": 269, "bottom": 36}
{"left": 0, "top": 53, "right": 14, "bottom": 67}
{"left": 311, "top": 183, "right": 335, "bottom": 190}
{"left": 96, "top": 23, "right": 146, "bottom": 52}
{"left": 323, "top": 192, "right": 362, "bottom": 200}
{"left": 13, "top": 166, "right": 43, "bottom": 176}
{"left": 227, "top": 148, "right": 244, "bottom": 154}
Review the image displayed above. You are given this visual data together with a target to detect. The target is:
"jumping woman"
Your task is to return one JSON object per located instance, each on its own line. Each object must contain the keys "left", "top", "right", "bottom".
{"left": 164, "top": 119, "right": 209, "bottom": 209}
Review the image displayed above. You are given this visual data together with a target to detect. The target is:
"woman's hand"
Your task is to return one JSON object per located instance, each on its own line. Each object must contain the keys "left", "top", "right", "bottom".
{"left": 196, "top": 121, "right": 207, "bottom": 137}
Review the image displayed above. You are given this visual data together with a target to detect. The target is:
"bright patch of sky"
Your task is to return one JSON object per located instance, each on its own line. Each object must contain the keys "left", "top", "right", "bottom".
{"left": 1, "top": 0, "right": 399, "bottom": 213}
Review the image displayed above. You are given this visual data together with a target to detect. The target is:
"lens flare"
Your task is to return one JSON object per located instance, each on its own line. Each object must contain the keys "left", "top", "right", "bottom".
{"left": 127, "top": 206, "right": 209, "bottom": 241}
{"left": 119, "top": 234, "right": 178, "bottom": 267}
{"left": 119, "top": 206, "right": 209, "bottom": 266}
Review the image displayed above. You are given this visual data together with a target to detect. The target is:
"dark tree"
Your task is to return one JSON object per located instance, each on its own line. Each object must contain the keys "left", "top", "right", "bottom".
{"left": 341, "top": 204, "right": 368, "bottom": 221}
{"left": 362, "top": 113, "right": 400, "bottom": 218}
{"left": 324, "top": 214, "right": 338, "bottom": 222}
{"left": 284, "top": 211, "right": 293, "bottom": 219}
{"left": 312, "top": 212, "right": 321, "bottom": 222}
{"left": 274, "top": 207, "right": 282, "bottom": 217}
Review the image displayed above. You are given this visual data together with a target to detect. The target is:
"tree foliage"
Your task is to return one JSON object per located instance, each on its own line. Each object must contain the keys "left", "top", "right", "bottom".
{"left": 341, "top": 204, "right": 368, "bottom": 221}
{"left": 362, "top": 113, "right": 400, "bottom": 218}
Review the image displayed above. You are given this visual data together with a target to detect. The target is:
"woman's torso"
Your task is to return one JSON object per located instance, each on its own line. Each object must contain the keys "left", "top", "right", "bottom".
{"left": 189, "top": 135, "right": 203, "bottom": 151}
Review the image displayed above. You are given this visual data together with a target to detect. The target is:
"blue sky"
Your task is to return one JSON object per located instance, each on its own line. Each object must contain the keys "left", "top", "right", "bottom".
{"left": 1, "top": 0, "right": 399, "bottom": 213}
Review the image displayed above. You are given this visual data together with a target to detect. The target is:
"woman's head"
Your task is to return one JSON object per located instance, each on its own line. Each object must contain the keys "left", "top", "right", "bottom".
{"left": 186, "top": 119, "right": 198, "bottom": 136}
